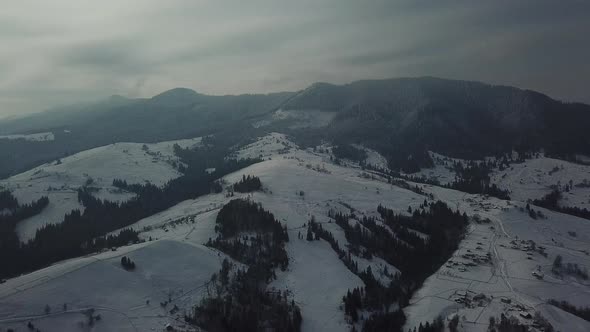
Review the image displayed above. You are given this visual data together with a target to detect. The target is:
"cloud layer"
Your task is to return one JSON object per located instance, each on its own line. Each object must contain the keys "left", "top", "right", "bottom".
{"left": 1, "top": 0, "right": 589, "bottom": 117}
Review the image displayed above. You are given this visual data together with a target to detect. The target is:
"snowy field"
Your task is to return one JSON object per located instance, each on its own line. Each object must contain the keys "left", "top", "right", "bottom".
{"left": 1, "top": 137, "right": 201, "bottom": 241}
{"left": 491, "top": 154, "right": 590, "bottom": 209}
{"left": 412, "top": 151, "right": 590, "bottom": 210}
{"left": 120, "top": 138, "right": 421, "bottom": 331}
{"left": 408, "top": 152, "right": 467, "bottom": 185}
{"left": 0, "top": 133, "right": 419, "bottom": 331}
{"left": 2, "top": 133, "right": 590, "bottom": 331}
{"left": 0, "top": 239, "right": 227, "bottom": 332}
{"left": 404, "top": 184, "right": 590, "bottom": 332}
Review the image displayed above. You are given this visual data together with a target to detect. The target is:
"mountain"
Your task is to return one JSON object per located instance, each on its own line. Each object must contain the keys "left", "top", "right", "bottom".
{"left": 0, "top": 90, "right": 292, "bottom": 178}
{"left": 1, "top": 77, "right": 589, "bottom": 178}
{"left": 0, "top": 95, "right": 139, "bottom": 135}
{"left": 150, "top": 87, "right": 203, "bottom": 106}
{"left": 278, "top": 77, "right": 590, "bottom": 171}
{"left": 1, "top": 76, "right": 590, "bottom": 331}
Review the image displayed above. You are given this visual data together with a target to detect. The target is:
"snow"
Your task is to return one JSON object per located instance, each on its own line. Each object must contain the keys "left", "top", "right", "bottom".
{"left": 2, "top": 133, "right": 423, "bottom": 332}
{"left": 403, "top": 183, "right": 590, "bottom": 331}
{"left": 271, "top": 236, "right": 363, "bottom": 332}
{"left": 409, "top": 151, "right": 470, "bottom": 185}
{"left": 3, "top": 132, "right": 590, "bottom": 331}
{"left": 0, "top": 132, "right": 54, "bottom": 141}
{"left": 130, "top": 136, "right": 427, "bottom": 331}
{"left": 363, "top": 148, "right": 388, "bottom": 170}
{"left": 2, "top": 137, "right": 201, "bottom": 241}
{"left": 232, "top": 132, "right": 297, "bottom": 160}
{"left": 349, "top": 144, "right": 389, "bottom": 170}
{"left": 0, "top": 239, "right": 225, "bottom": 332}
{"left": 491, "top": 154, "right": 590, "bottom": 209}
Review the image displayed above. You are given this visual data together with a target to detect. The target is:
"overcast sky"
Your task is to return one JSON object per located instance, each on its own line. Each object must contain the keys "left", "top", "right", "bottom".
{"left": 1, "top": 0, "right": 589, "bottom": 118}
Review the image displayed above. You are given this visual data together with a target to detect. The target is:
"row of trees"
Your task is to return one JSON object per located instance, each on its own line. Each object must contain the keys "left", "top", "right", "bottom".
{"left": 405, "top": 316, "right": 445, "bottom": 332}
{"left": 532, "top": 189, "right": 590, "bottom": 220}
{"left": 0, "top": 193, "right": 49, "bottom": 223}
{"left": 552, "top": 254, "right": 588, "bottom": 280}
{"left": 447, "top": 161, "right": 511, "bottom": 200}
{"left": 547, "top": 299, "right": 590, "bottom": 322}
{"left": 232, "top": 175, "right": 262, "bottom": 193}
{"left": 364, "top": 159, "right": 510, "bottom": 200}
{"left": 0, "top": 191, "right": 49, "bottom": 279}
{"left": 190, "top": 199, "right": 301, "bottom": 331}
{"left": 120, "top": 256, "right": 136, "bottom": 270}
{"left": 332, "top": 144, "right": 368, "bottom": 163}
{"left": 487, "top": 313, "right": 553, "bottom": 332}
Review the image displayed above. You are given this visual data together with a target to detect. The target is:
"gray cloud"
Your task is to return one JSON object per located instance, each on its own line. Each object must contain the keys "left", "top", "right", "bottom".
{"left": 0, "top": 0, "right": 589, "bottom": 118}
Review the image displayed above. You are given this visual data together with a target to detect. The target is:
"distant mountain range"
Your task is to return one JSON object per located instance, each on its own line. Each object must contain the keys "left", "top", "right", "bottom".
{"left": 0, "top": 77, "right": 589, "bottom": 178}
{"left": 281, "top": 77, "right": 590, "bottom": 170}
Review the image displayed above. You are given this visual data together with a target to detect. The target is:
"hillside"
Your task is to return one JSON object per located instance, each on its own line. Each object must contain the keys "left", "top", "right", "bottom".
{"left": 0, "top": 137, "right": 200, "bottom": 241}
{"left": 0, "top": 90, "right": 291, "bottom": 179}
{"left": 1, "top": 132, "right": 589, "bottom": 332}
{"left": 2, "top": 77, "right": 589, "bottom": 178}
{"left": 280, "top": 77, "right": 590, "bottom": 171}
{"left": 1, "top": 77, "right": 590, "bottom": 332}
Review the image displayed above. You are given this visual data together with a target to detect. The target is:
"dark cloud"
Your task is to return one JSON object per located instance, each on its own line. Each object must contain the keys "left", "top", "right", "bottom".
{"left": 0, "top": 0, "right": 589, "bottom": 118}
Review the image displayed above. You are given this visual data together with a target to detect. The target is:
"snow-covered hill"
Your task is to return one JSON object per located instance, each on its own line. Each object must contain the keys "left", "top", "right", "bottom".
{"left": 1, "top": 133, "right": 589, "bottom": 332}
{"left": 491, "top": 154, "right": 590, "bottom": 209}
{"left": 0, "top": 137, "right": 201, "bottom": 241}
{"left": 403, "top": 186, "right": 590, "bottom": 332}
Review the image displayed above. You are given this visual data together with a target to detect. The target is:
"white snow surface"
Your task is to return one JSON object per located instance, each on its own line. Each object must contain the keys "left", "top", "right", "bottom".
{"left": 491, "top": 154, "right": 590, "bottom": 209}
{"left": 403, "top": 184, "right": 590, "bottom": 332}
{"left": 1, "top": 137, "right": 201, "bottom": 241}
{"left": 0, "top": 239, "right": 226, "bottom": 332}
{"left": 2, "top": 133, "right": 590, "bottom": 332}
{"left": 1, "top": 133, "right": 419, "bottom": 332}
{"left": 409, "top": 151, "right": 471, "bottom": 185}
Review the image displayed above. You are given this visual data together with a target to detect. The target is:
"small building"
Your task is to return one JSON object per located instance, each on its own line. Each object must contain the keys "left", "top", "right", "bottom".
{"left": 519, "top": 311, "right": 532, "bottom": 319}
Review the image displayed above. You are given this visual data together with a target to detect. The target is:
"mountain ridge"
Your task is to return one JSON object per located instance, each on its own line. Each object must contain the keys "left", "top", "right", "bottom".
{"left": 0, "top": 76, "right": 588, "bottom": 178}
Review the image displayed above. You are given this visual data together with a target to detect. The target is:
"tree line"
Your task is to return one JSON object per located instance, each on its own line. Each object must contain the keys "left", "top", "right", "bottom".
{"left": 532, "top": 189, "right": 590, "bottom": 220}
{"left": 232, "top": 175, "right": 262, "bottom": 193}
{"left": 189, "top": 199, "right": 301, "bottom": 332}
{"left": 447, "top": 161, "right": 510, "bottom": 200}
{"left": 310, "top": 200, "right": 467, "bottom": 331}
{"left": 547, "top": 299, "right": 590, "bottom": 322}
{"left": 0, "top": 191, "right": 49, "bottom": 278}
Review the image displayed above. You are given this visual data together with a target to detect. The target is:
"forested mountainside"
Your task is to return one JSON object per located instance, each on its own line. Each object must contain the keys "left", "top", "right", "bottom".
{"left": 2, "top": 77, "right": 589, "bottom": 178}
{"left": 283, "top": 77, "right": 590, "bottom": 171}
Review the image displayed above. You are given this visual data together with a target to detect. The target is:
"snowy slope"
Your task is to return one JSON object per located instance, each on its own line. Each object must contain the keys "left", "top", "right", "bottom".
{"left": 403, "top": 184, "right": 590, "bottom": 331}
{"left": 491, "top": 154, "right": 590, "bottom": 209}
{"left": 125, "top": 139, "right": 420, "bottom": 331}
{"left": 1, "top": 133, "right": 420, "bottom": 332}
{"left": 409, "top": 151, "right": 474, "bottom": 185}
{"left": 2, "top": 133, "right": 590, "bottom": 332}
{"left": 0, "top": 239, "right": 226, "bottom": 332}
{"left": 1, "top": 137, "right": 201, "bottom": 241}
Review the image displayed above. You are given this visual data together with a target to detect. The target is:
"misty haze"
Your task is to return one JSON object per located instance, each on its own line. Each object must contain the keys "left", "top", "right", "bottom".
{"left": 1, "top": 1, "right": 589, "bottom": 332}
